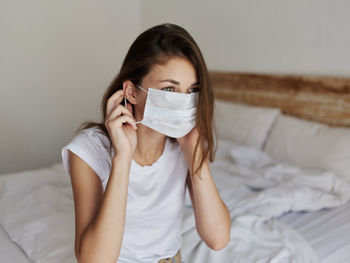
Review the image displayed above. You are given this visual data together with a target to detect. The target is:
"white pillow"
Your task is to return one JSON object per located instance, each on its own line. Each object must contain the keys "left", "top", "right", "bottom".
{"left": 264, "top": 114, "right": 350, "bottom": 183}
{"left": 214, "top": 100, "right": 281, "bottom": 149}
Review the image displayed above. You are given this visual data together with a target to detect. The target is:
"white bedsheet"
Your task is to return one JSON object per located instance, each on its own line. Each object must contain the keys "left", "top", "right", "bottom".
{"left": 0, "top": 163, "right": 77, "bottom": 263}
{"left": 181, "top": 140, "right": 350, "bottom": 263}
{"left": 0, "top": 223, "right": 32, "bottom": 263}
{"left": 278, "top": 201, "right": 350, "bottom": 263}
{"left": 0, "top": 139, "right": 350, "bottom": 263}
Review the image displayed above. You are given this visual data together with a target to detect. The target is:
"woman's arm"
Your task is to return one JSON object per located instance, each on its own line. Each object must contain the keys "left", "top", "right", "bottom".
{"left": 179, "top": 129, "right": 231, "bottom": 251}
{"left": 70, "top": 152, "right": 132, "bottom": 263}
{"left": 73, "top": 88, "right": 137, "bottom": 262}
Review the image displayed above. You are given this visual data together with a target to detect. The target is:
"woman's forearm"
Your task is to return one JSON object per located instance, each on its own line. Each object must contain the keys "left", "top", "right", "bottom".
{"left": 189, "top": 158, "right": 231, "bottom": 251}
{"left": 78, "top": 154, "right": 132, "bottom": 263}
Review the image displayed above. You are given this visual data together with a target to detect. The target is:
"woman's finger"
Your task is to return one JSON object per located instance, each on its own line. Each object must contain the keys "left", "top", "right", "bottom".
{"left": 107, "top": 104, "right": 133, "bottom": 121}
{"left": 107, "top": 105, "right": 137, "bottom": 130}
{"left": 113, "top": 115, "right": 138, "bottom": 130}
{"left": 106, "top": 89, "right": 124, "bottom": 116}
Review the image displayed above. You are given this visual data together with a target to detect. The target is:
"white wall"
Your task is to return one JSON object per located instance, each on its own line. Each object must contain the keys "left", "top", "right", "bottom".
{"left": 141, "top": 0, "right": 350, "bottom": 77}
{"left": 0, "top": 0, "right": 141, "bottom": 174}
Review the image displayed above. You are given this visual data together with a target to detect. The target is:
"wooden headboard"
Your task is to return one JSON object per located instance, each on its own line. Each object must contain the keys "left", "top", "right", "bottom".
{"left": 209, "top": 71, "right": 350, "bottom": 127}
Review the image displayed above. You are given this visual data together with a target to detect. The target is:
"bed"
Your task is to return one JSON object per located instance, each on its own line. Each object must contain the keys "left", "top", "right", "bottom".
{"left": 1, "top": 71, "right": 350, "bottom": 263}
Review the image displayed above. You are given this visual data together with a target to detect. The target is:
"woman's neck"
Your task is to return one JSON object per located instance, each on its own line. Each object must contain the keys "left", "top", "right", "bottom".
{"left": 133, "top": 125, "right": 166, "bottom": 166}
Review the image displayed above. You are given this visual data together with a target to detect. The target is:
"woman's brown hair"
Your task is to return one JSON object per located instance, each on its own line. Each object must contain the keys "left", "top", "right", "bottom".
{"left": 75, "top": 23, "right": 217, "bottom": 178}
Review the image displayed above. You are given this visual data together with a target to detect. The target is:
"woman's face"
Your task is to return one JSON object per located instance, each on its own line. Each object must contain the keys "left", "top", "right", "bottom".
{"left": 140, "top": 56, "right": 199, "bottom": 94}
{"left": 127, "top": 57, "right": 199, "bottom": 120}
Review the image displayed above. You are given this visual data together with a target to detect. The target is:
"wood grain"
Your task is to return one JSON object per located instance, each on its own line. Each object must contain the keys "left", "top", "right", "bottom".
{"left": 209, "top": 71, "right": 350, "bottom": 127}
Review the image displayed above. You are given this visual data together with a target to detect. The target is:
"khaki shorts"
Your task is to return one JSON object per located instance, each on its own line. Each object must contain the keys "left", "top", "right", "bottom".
{"left": 157, "top": 249, "right": 182, "bottom": 263}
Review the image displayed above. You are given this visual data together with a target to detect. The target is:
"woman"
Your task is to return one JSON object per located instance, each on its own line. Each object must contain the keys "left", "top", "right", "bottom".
{"left": 61, "top": 23, "right": 231, "bottom": 263}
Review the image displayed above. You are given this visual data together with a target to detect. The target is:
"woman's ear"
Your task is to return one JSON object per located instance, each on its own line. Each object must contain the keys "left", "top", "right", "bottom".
{"left": 122, "top": 80, "right": 137, "bottom": 105}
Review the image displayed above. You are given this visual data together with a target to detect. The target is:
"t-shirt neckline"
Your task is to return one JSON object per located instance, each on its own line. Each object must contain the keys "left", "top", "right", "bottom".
{"left": 131, "top": 137, "right": 170, "bottom": 170}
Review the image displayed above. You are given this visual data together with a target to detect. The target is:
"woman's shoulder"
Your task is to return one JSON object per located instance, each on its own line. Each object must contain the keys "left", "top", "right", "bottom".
{"left": 61, "top": 126, "right": 112, "bottom": 185}
{"left": 76, "top": 126, "right": 111, "bottom": 150}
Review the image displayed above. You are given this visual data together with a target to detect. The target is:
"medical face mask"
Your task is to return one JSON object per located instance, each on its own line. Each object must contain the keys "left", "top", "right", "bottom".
{"left": 124, "top": 84, "right": 199, "bottom": 138}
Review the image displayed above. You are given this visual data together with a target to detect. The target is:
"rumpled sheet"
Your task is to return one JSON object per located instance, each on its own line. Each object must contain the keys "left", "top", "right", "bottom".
{"left": 0, "top": 143, "right": 349, "bottom": 263}
{"left": 181, "top": 143, "right": 350, "bottom": 263}
{"left": 0, "top": 164, "right": 76, "bottom": 263}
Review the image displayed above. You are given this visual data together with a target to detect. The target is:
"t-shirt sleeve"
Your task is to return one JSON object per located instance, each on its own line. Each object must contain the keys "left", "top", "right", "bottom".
{"left": 61, "top": 130, "right": 109, "bottom": 183}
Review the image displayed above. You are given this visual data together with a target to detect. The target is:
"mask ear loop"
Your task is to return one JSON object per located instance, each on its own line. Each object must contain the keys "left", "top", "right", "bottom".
{"left": 135, "top": 84, "right": 148, "bottom": 93}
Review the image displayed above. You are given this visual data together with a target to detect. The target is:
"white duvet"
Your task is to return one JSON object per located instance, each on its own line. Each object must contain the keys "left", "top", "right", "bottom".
{"left": 0, "top": 141, "right": 349, "bottom": 263}
{"left": 181, "top": 143, "right": 350, "bottom": 263}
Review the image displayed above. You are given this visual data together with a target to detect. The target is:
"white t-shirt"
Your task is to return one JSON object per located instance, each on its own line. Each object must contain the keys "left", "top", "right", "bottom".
{"left": 61, "top": 127, "right": 189, "bottom": 263}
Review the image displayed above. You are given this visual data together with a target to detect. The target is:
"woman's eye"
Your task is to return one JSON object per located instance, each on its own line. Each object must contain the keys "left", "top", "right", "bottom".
{"left": 189, "top": 87, "right": 200, "bottom": 93}
{"left": 162, "top": 86, "right": 175, "bottom": 92}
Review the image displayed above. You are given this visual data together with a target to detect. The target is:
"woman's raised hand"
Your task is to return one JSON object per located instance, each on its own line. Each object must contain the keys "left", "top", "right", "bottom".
{"left": 105, "top": 89, "right": 138, "bottom": 158}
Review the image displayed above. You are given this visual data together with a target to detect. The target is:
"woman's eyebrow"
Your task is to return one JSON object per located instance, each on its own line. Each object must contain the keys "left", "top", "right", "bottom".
{"left": 159, "top": 79, "right": 199, "bottom": 86}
